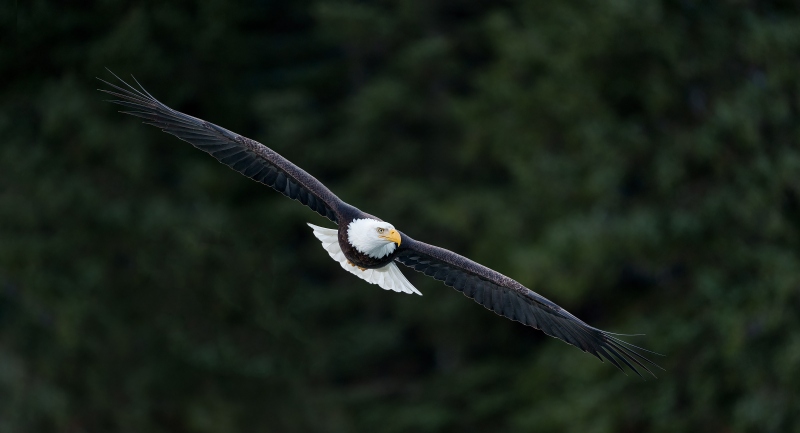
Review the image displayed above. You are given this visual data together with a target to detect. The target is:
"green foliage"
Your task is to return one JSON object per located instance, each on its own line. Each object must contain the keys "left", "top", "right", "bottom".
{"left": 3, "top": 0, "right": 800, "bottom": 431}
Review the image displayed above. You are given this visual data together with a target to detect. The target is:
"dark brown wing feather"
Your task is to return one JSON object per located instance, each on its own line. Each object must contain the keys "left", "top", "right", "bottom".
{"left": 395, "top": 235, "right": 662, "bottom": 377}
{"left": 98, "top": 72, "right": 343, "bottom": 223}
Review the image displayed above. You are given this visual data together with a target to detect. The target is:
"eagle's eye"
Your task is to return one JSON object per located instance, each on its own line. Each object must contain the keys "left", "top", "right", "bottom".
{"left": 377, "top": 228, "right": 385, "bottom": 234}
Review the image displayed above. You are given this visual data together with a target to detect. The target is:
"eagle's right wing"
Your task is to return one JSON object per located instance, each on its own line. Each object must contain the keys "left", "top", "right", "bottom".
{"left": 396, "top": 234, "right": 662, "bottom": 377}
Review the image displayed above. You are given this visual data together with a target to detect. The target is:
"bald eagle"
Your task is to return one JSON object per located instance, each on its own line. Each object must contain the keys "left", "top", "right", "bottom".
{"left": 99, "top": 73, "right": 661, "bottom": 377}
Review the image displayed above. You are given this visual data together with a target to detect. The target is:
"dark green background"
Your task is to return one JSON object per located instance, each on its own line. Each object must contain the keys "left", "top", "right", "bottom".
{"left": 3, "top": 1, "right": 799, "bottom": 432}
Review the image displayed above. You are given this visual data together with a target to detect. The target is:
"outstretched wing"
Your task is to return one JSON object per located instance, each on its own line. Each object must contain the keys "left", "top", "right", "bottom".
{"left": 98, "top": 72, "right": 343, "bottom": 223}
{"left": 395, "top": 235, "right": 661, "bottom": 377}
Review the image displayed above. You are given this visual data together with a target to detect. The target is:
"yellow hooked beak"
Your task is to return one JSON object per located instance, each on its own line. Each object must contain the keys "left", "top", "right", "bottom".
{"left": 381, "top": 229, "right": 402, "bottom": 246}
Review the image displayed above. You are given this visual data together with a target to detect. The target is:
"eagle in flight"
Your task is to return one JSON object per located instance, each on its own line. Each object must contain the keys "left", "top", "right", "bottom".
{"left": 99, "top": 72, "right": 660, "bottom": 377}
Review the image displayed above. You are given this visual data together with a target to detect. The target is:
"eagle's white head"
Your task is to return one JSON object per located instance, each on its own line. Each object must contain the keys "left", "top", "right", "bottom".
{"left": 347, "top": 218, "right": 401, "bottom": 259}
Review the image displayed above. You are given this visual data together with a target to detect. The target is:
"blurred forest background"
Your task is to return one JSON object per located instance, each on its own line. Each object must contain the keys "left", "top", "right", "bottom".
{"left": 2, "top": 1, "right": 800, "bottom": 432}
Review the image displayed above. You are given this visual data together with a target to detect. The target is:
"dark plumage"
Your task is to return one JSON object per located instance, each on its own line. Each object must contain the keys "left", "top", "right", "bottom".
{"left": 99, "top": 72, "right": 662, "bottom": 377}
{"left": 394, "top": 238, "right": 657, "bottom": 375}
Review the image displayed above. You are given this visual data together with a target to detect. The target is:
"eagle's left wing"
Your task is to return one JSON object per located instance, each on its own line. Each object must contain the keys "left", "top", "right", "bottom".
{"left": 395, "top": 234, "right": 661, "bottom": 377}
{"left": 98, "top": 72, "right": 344, "bottom": 223}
